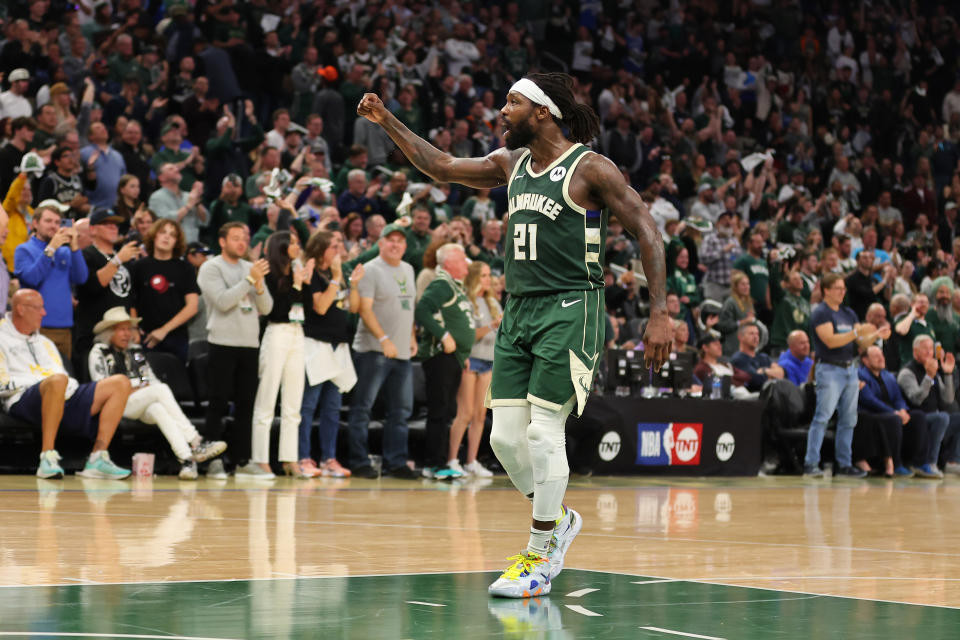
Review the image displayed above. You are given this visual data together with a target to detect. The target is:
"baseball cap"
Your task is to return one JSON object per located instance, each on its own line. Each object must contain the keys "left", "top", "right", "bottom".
{"left": 160, "top": 121, "right": 178, "bottom": 136}
{"left": 187, "top": 241, "right": 212, "bottom": 255}
{"left": 380, "top": 222, "right": 408, "bottom": 238}
{"left": 700, "top": 300, "right": 723, "bottom": 316}
{"left": 19, "top": 151, "right": 44, "bottom": 177}
{"left": 9, "top": 68, "right": 29, "bottom": 82}
{"left": 36, "top": 199, "right": 70, "bottom": 214}
{"left": 89, "top": 207, "right": 124, "bottom": 225}
{"left": 697, "top": 182, "right": 714, "bottom": 194}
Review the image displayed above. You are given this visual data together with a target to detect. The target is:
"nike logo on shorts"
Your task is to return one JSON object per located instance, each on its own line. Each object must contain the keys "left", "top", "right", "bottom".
{"left": 561, "top": 299, "right": 582, "bottom": 308}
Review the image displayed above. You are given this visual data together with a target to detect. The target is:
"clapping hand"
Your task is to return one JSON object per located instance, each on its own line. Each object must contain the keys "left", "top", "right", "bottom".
{"left": 942, "top": 352, "right": 956, "bottom": 375}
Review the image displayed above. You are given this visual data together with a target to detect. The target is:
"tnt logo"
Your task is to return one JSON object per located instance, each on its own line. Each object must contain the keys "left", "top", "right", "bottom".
{"left": 598, "top": 431, "right": 621, "bottom": 461}
{"left": 636, "top": 422, "right": 703, "bottom": 466}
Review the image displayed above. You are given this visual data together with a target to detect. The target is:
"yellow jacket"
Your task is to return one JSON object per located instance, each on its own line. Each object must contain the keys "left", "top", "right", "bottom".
{"left": 2, "top": 173, "right": 33, "bottom": 273}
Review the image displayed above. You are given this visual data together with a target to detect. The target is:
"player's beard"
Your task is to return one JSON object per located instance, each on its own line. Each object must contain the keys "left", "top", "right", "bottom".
{"left": 504, "top": 118, "right": 536, "bottom": 150}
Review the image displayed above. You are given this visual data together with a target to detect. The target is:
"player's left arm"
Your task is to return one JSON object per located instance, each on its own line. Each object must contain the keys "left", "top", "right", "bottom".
{"left": 579, "top": 154, "right": 672, "bottom": 371}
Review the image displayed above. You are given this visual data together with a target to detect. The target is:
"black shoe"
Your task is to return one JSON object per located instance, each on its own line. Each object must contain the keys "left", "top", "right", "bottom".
{"left": 802, "top": 464, "right": 823, "bottom": 478}
{"left": 835, "top": 465, "right": 868, "bottom": 478}
{"left": 385, "top": 465, "right": 420, "bottom": 479}
{"left": 352, "top": 465, "right": 379, "bottom": 479}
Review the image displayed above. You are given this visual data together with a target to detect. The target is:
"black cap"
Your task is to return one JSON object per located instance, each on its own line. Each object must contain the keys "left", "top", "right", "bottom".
{"left": 187, "top": 242, "right": 212, "bottom": 255}
{"left": 697, "top": 334, "right": 720, "bottom": 349}
{"left": 89, "top": 207, "right": 124, "bottom": 226}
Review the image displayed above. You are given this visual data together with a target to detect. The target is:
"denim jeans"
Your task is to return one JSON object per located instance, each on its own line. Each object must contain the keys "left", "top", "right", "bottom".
{"left": 805, "top": 362, "right": 859, "bottom": 468}
{"left": 346, "top": 351, "right": 413, "bottom": 471}
{"left": 299, "top": 379, "right": 342, "bottom": 461}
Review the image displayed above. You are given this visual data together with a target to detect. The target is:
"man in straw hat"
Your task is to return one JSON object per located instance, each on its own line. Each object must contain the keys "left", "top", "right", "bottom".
{"left": 88, "top": 307, "right": 227, "bottom": 480}
{"left": 0, "top": 290, "right": 132, "bottom": 480}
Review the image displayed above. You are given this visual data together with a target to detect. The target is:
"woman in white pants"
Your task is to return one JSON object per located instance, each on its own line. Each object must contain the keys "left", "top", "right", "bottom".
{"left": 88, "top": 307, "right": 227, "bottom": 479}
{"left": 242, "top": 230, "right": 314, "bottom": 479}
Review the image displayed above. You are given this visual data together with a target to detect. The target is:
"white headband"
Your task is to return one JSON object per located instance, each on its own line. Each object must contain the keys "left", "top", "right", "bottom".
{"left": 510, "top": 78, "right": 563, "bottom": 120}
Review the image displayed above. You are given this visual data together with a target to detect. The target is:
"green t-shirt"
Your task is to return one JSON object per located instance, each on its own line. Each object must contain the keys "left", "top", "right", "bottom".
{"left": 666, "top": 268, "right": 701, "bottom": 311}
{"left": 896, "top": 313, "right": 937, "bottom": 366}
{"left": 732, "top": 254, "right": 770, "bottom": 308}
{"left": 927, "top": 309, "right": 960, "bottom": 355}
{"left": 403, "top": 229, "right": 432, "bottom": 273}
{"left": 414, "top": 269, "right": 476, "bottom": 365}
{"left": 770, "top": 293, "right": 811, "bottom": 348}
{"left": 206, "top": 199, "right": 259, "bottom": 249}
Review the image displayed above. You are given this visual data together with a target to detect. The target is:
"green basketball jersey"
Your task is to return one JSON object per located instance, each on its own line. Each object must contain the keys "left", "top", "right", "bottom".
{"left": 504, "top": 143, "right": 607, "bottom": 296}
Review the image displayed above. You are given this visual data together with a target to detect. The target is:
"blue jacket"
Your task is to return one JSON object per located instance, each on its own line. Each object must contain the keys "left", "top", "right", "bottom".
{"left": 14, "top": 235, "right": 89, "bottom": 328}
{"left": 857, "top": 364, "right": 908, "bottom": 414}
{"left": 778, "top": 351, "right": 813, "bottom": 386}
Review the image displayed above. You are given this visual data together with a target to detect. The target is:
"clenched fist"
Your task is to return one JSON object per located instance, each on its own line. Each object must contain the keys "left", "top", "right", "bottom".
{"left": 357, "top": 93, "right": 388, "bottom": 124}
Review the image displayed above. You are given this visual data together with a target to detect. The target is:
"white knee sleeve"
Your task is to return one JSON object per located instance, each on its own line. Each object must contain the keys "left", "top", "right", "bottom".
{"left": 490, "top": 405, "right": 534, "bottom": 497}
{"left": 528, "top": 404, "right": 570, "bottom": 522}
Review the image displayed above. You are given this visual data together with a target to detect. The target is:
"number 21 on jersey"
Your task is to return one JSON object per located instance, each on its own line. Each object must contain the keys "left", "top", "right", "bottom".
{"left": 513, "top": 223, "right": 538, "bottom": 261}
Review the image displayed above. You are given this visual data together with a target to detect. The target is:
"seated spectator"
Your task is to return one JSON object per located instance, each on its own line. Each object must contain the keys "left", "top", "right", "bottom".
{"left": 858, "top": 345, "right": 928, "bottom": 478}
{"left": 14, "top": 202, "right": 88, "bottom": 359}
{"left": 777, "top": 330, "right": 813, "bottom": 386}
{"left": 0, "top": 289, "right": 131, "bottom": 479}
{"left": 894, "top": 293, "right": 935, "bottom": 366}
{"left": 337, "top": 168, "right": 381, "bottom": 220}
{"left": 730, "top": 323, "right": 786, "bottom": 392}
{"left": 717, "top": 271, "right": 755, "bottom": 355}
{"left": 897, "top": 335, "right": 960, "bottom": 478}
{"left": 148, "top": 163, "right": 208, "bottom": 244}
{"left": 769, "top": 269, "right": 811, "bottom": 351}
{"left": 666, "top": 247, "right": 700, "bottom": 317}
{"left": 692, "top": 334, "right": 754, "bottom": 397}
{"left": 927, "top": 278, "right": 960, "bottom": 356}
{"left": 88, "top": 307, "right": 226, "bottom": 480}
{"left": 129, "top": 219, "right": 199, "bottom": 363}
{"left": 672, "top": 319, "right": 697, "bottom": 356}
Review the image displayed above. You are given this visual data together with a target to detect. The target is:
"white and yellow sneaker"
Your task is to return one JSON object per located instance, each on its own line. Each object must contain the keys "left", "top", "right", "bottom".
{"left": 488, "top": 551, "right": 552, "bottom": 598}
{"left": 547, "top": 505, "right": 582, "bottom": 580}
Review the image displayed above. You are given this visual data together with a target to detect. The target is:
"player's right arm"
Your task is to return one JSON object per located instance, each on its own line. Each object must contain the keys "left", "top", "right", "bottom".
{"left": 357, "top": 93, "right": 510, "bottom": 189}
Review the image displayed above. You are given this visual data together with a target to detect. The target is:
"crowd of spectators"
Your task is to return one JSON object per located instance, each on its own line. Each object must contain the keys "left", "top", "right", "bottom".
{"left": 2, "top": 0, "right": 960, "bottom": 479}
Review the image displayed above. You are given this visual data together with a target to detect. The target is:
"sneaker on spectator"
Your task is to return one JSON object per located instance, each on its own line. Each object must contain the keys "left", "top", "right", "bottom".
{"left": 206, "top": 458, "right": 228, "bottom": 480}
{"left": 352, "top": 464, "right": 379, "bottom": 479}
{"left": 912, "top": 464, "right": 944, "bottom": 479}
{"left": 944, "top": 461, "right": 960, "bottom": 476}
{"left": 894, "top": 466, "right": 915, "bottom": 478}
{"left": 802, "top": 464, "right": 823, "bottom": 478}
{"left": 321, "top": 459, "right": 351, "bottom": 478}
{"left": 446, "top": 459, "right": 465, "bottom": 474}
{"left": 36, "top": 450, "right": 64, "bottom": 479}
{"left": 464, "top": 460, "right": 494, "bottom": 477}
{"left": 298, "top": 458, "right": 324, "bottom": 478}
{"left": 834, "top": 465, "right": 868, "bottom": 479}
{"left": 191, "top": 440, "right": 227, "bottom": 463}
{"left": 235, "top": 462, "right": 276, "bottom": 480}
{"left": 179, "top": 460, "right": 199, "bottom": 480}
{"left": 422, "top": 466, "right": 463, "bottom": 480}
{"left": 388, "top": 465, "right": 420, "bottom": 479}
{"left": 78, "top": 451, "right": 131, "bottom": 480}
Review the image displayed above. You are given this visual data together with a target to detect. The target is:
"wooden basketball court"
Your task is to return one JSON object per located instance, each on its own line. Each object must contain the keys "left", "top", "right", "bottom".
{"left": 1, "top": 474, "right": 958, "bottom": 639}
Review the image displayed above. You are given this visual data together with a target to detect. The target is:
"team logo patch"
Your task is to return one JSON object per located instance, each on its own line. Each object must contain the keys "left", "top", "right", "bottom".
{"left": 636, "top": 422, "right": 703, "bottom": 466}
{"left": 550, "top": 166, "right": 567, "bottom": 181}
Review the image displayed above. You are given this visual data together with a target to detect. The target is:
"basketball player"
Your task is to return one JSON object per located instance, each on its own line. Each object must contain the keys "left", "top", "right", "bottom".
{"left": 358, "top": 73, "right": 672, "bottom": 597}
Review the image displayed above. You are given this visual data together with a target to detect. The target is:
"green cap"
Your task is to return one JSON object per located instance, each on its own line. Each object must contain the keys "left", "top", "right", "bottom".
{"left": 380, "top": 222, "right": 408, "bottom": 238}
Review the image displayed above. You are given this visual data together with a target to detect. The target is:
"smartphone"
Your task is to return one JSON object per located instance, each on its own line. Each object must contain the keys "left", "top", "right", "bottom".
{"left": 61, "top": 219, "right": 73, "bottom": 228}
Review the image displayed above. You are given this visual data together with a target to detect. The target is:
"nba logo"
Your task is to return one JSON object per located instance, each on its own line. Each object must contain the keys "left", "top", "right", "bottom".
{"left": 636, "top": 422, "right": 703, "bottom": 466}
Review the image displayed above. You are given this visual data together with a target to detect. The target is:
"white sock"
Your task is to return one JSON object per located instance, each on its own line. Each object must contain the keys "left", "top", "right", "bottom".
{"left": 527, "top": 527, "right": 553, "bottom": 557}
{"left": 88, "top": 451, "right": 102, "bottom": 463}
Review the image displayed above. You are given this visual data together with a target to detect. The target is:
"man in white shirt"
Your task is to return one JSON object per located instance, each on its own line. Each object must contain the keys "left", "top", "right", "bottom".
{"left": 0, "top": 68, "right": 33, "bottom": 119}
{"left": 0, "top": 289, "right": 132, "bottom": 480}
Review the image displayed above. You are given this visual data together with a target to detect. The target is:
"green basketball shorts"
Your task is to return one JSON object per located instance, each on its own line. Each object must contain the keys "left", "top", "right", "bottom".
{"left": 489, "top": 289, "right": 605, "bottom": 416}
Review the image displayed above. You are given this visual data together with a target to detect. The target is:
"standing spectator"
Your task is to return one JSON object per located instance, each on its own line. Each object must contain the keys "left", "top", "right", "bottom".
{"left": 717, "top": 271, "right": 755, "bottom": 355}
{"left": 844, "top": 249, "right": 892, "bottom": 320}
{"left": 129, "top": 219, "right": 199, "bottom": 362}
{"left": 150, "top": 123, "right": 203, "bottom": 191}
{"left": 448, "top": 260, "right": 501, "bottom": 476}
{"left": 249, "top": 231, "right": 313, "bottom": 480}
{"left": 337, "top": 168, "right": 381, "bottom": 220}
{"left": 148, "top": 163, "right": 208, "bottom": 244}
{"left": 897, "top": 335, "right": 960, "bottom": 478}
{"left": 733, "top": 231, "right": 773, "bottom": 322}
{"left": 79, "top": 122, "right": 126, "bottom": 209}
{"left": 36, "top": 146, "right": 94, "bottom": 218}
{"left": 197, "top": 222, "right": 273, "bottom": 479}
{"left": 205, "top": 174, "right": 258, "bottom": 247}
{"left": 88, "top": 307, "right": 227, "bottom": 480}
{"left": 777, "top": 330, "right": 813, "bottom": 386}
{"left": 466, "top": 218, "right": 505, "bottom": 277}
{"left": 74, "top": 208, "right": 140, "bottom": 369}
{"left": 804, "top": 273, "right": 889, "bottom": 478}
{"left": 0, "top": 290, "right": 131, "bottom": 479}
{"left": 113, "top": 174, "right": 142, "bottom": 235}
{"left": 858, "top": 345, "right": 927, "bottom": 478}
{"left": 0, "top": 117, "right": 36, "bottom": 197}
{"left": 114, "top": 121, "right": 152, "bottom": 195}
{"left": 2, "top": 170, "right": 35, "bottom": 272}
{"left": 297, "top": 231, "right": 364, "bottom": 478}
{"left": 347, "top": 223, "right": 419, "bottom": 479}
{"left": 770, "top": 269, "right": 811, "bottom": 351}
{"left": 416, "top": 243, "right": 475, "bottom": 479}
{"left": 699, "top": 211, "right": 742, "bottom": 302}
{"left": 14, "top": 203, "right": 88, "bottom": 358}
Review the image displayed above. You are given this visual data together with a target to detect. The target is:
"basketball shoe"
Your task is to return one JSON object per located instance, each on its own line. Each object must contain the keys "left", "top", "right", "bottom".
{"left": 546, "top": 505, "right": 582, "bottom": 579}
{"left": 488, "top": 551, "right": 552, "bottom": 598}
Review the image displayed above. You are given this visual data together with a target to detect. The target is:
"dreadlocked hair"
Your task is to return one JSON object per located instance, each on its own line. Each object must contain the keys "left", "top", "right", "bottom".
{"left": 526, "top": 72, "right": 601, "bottom": 144}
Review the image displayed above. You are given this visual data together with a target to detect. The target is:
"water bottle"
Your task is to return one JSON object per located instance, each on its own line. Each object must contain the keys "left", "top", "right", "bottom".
{"left": 711, "top": 376, "right": 722, "bottom": 399}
